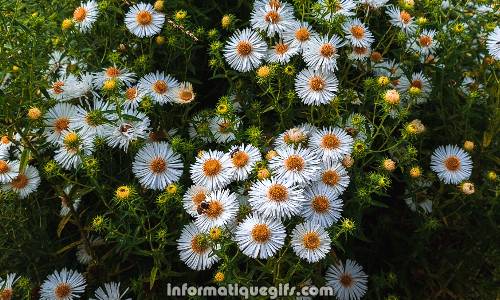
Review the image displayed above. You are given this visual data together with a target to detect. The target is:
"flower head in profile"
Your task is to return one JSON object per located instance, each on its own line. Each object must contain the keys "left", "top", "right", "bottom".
{"left": 90, "top": 282, "right": 131, "bottom": 300}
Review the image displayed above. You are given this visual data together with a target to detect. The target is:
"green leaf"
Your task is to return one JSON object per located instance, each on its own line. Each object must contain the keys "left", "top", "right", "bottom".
{"left": 57, "top": 214, "right": 72, "bottom": 238}
{"left": 150, "top": 266, "right": 159, "bottom": 290}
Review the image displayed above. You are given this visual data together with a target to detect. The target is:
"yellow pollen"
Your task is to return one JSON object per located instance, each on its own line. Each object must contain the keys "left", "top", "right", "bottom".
{"left": 264, "top": 10, "right": 280, "bottom": 24}
{"left": 295, "top": 27, "right": 310, "bottom": 42}
{"left": 312, "top": 195, "right": 330, "bottom": 213}
{"left": 400, "top": 11, "right": 411, "bottom": 24}
{"left": 321, "top": 133, "right": 341, "bottom": 149}
{"left": 191, "top": 235, "right": 208, "bottom": 254}
{"left": 275, "top": 42, "right": 289, "bottom": 55}
{"left": 125, "top": 87, "right": 138, "bottom": 100}
{"left": 203, "top": 159, "right": 222, "bottom": 176}
{"left": 236, "top": 41, "right": 252, "bottom": 56}
{"left": 268, "top": 184, "right": 288, "bottom": 202}
{"left": 52, "top": 81, "right": 65, "bottom": 94}
{"left": 419, "top": 35, "right": 432, "bottom": 47}
{"left": 350, "top": 25, "right": 365, "bottom": 39}
{"left": 149, "top": 157, "right": 167, "bottom": 173}
{"left": 322, "top": 170, "right": 340, "bottom": 186}
{"left": 309, "top": 76, "right": 325, "bottom": 92}
{"left": 320, "top": 43, "right": 335, "bottom": 58}
{"left": 179, "top": 90, "right": 193, "bottom": 102}
{"left": 232, "top": 151, "right": 250, "bottom": 168}
{"left": 106, "top": 67, "right": 121, "bottom": 78}
{"left": 54, "top": 117, "right": 70, "bottom": 133}
{"left": 302, "top": 231, "right": 321, "bottom": 249}
{"left": 136, "top": 10, "right": 153, "bottom": 25}
{"left": 444, "top": 156, "right": 461, "bottom": 171}
{"left": 153, "top": 80, "right": 168, "bottom": 94}
{"left": 192, "top": 192, "right": 206, "bottom": 206}
{"left": 73, "top": 7, "right": 87, "bottom": 22}
{"left": 251, "top": 223, "right": 271, "bottom": 243}
{"left": 205, "top": 200, "right": 224, "bottom": 218}
{"left": 0, "top": 160, "right": 9, "bottom": 174}
{"left": 284, "top": 155, "right": 305, "bottom": 171}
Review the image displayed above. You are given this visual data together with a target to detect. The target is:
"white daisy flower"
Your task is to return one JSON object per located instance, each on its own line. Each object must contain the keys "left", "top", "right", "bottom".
{"left": 409, "top": 29, "right": 439, "bottom": 56}
{"left": 208, "top": 116, "right": 240, "bottom": 144}
{"left": 319, "top": 0, "right": 357, "bottom": 19}
{"left": 194, "top": 189, "right": 239, "bottom": 232}
{"left": 326, "top": 259, "right": 368, "bottom": 300}
{"left": 310, "top": 127, "right": 354, "bottom": 162}
{"left": 302, "top": 182, "right": 343, "bottom": 227}
{"left": 342, "top": 18, "right": 374, "bottom": 48}
{"left": 124, "top": 2, "right": 165, "bottom": 38}
{"left": 60, "top": 185, "right": 81, "bottom": 217}
{"left": 122, "top": 85, "right": 145, "bottom": 110}
{"left": 303, "top": 34, "right": 344, "bottom": 73}
{"left": 348, "top": 46, "right": 371, "bottom": 61}
{"left": 48, "top": 50, "right": 70, "bottom": 75}
{"left": 132, "top": 142, "right": 183, "bottom": 190}
{"left": 234, "top": 213, "right": 286, "bottom": 259}
{"left": 71, "top": 99, "right": 117, "bottom": 139}
{"left": 0, "top": 159, "right": 19, "bottom": 183}
{"left": 358, "top": 0, "right": 389, "bottom": 9}
{"left": 373, "top": 59, "right": 404, "bottom": 79}
{"left": 223, "top": 28, "right": 268, "bottom": 72}
{"left": 173, "top": 82, "right": 196, "bottom": 104}
{"left": 177, "top": 222, "right": 220, "bottom": 270}
{"left": 229, "top": 144, "right": 262, "bottom": 181}
{"left": 430, "top": 145, "right": 473, "bottom": 184}
{"left": 76, "top": 236, "right": 103, "bottom": 265}
{"left": 397, "top": 71, "right": 432, "bottom": 100}
{"left": 317, "top": 161, "right": 350, "bottom": 195}
{"left": 250, "top": 2, "right": 295, "bottom": 37}
{"left": 72, "top": 0, "right": 99, "bottom": 33}
{"left": 295, "top": 68, "right": 339, "bottom": 106}
{"left": 54, "top": 130, "right": 94, "bottom": 170}
{"left": 283, "top": 21, "right": 318, "bottom": 52}
{"left": 291, "top": 221, "right": 332, "bottom": 263}
{"left": 138, "top": 71, "right": 179, "bottom": 104}
{"left": 266, "top": 40, "right": 299, "bottom": 64}
{"left": 274, "top": 123, "right": 317, "bottom": 148}
{"left": 248, "top": 177, "right": 306, "bottom": 219}
{"left": 2, "top": 165, "right": 40, "bottom": 199}
{"left": 90, "top": 282, "right": 131, "bottom": 300}
{"left": 189, "top": 114, "right": 213, "bottom": 143}
{"left": 183, "top": 185, "right": 209, "bottom": 217}
{"left": 44, "top": 103, "right": 78, "bottom": 144}
{"left": 386, "top": 5, "right": 416, "bottom": 34}
{"left": 405, "top": 196, "right": 432, "bottom": 214}
{"left": 104, "top": 110, "right": 151, "bottom": 152}
{"left": 78, "top": 72, "right": 98, "bottom": 97}
{"left": 190, "top": 150, "right": 234, "bottom": 191}
{"left": 487, "top": 26, "right": 500, "bottom": 59}
{"left": 0, "top": 273, "right": 19, "bottom": 299}
{"left": 269, "top": 145, "right": 321, "bottom": 185}
{"left": 48, "top": 74, "right": 81, "bottom": 101}
{"left": 40, "top": 268, "right": 86, "bottom": 300}
{"left": 93, "top": 65, "right": 136, "bottom": 88}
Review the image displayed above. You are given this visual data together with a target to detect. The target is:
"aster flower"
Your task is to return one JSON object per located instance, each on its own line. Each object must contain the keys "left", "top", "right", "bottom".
{"left": 0, "top": 273, "right": 19, "bottom": 300}
{"left": 302, "top": 182, "right": 343, "bottom": 227}
{"left": 177, "top": 222, "right": 220, "bottom": 270}
{"left": 54, "top": 130, "right": 94, "bottom": 170}
{"left": 194, "top": 189, "right": 239, "bottom": 232}
{"left": 60, "top": 185, "right": 81, "bottom": 217}
{"left": 430, "top": 145, "right": 473, "bottom": 184}
{"left": 317, "top": 160, "right": 350, "bottom": 195}
{"left": 386, "top": 5, "right": 417, "bottom": 34}
{"left": 2, "top": 165, "right": 40, "bottom": 199}
{"left": 122, "top": 85, "right": 145, "bottom": 110}
{"left": 40, "top": 268, "right": 87, "bottom": 300}
{"left": 397, "top": 71, "right": 432, "bottom": 101}
{"left": 234, "top": 213, "right": 286, "bottom": 259}
{"left": 348, "top": 46, "right": 371, "bottom": 61}
{"left": 173, "top": 82, "right": 196, "bottom": 104}
{"left": 326, "top": 259, "right": 368, "bottom": 300}
{"left": 190, "top": 150, "right": 234, "bottom": 191}
{"left": 342, "top": 18, "right": 374, "bottom": 48}
{"left": 319, "top": 0, "right": 357, "bottom": 19}
{"left": 291, "top": 221, "right": 332, "bottom": 263}
{"left": 90, "top": 282, "right": 131, "bottom": 300}
{"left": 44, "top": 103, "right": 78, "bottom": 144}
{"left": 274, "top": 123, "right": 317, "bottom": 148}
{"left": 229, "top": 144, "right": 262, "bottom": 181}
{"left": 125, "top": 2, "right": 165, "bottom": 37}
{"left": 373, "top": 59, "right": 404, "bottom": 79}
{"left": 71, "top": 99, "right": 117, "bottom": 139}
{"left": 295, "top": 68, "right": 339, "bottom": 106}
{"left": 209, "top": 116, "right": 240, "bottom": 144}
{"left": 48, "top": 74, "right": 82, "bottom": 101}
{"left": 183, "top": 185, "right": 209, "bottom": 217}
{"left": 72, "top": 0, "right": 99, "bottom": 33}
{"left": 103, "top": 110, "right": 151, "bottom": 152}
{"left": 223, "top": 28, "right": 268, "bottom": 72}
{"left": 358, "top": 0, "right": 389, "bottom": 9}
{"left": 310, "top": 127, "right": 354, "bottom": 162}
{"left": 303, "top": 34, "right": 344, "bottom": 73}
{"left": 76, "top": 236, "right": 103, "bottom": 265}
{"left": 250, "top": 2, "right": 295, "bottom": 37}
{"left": 189, "top": 114, "right": 213, "bottom": 143}
{"left": 486, "top": 26, "right": 500, "bottom": 59}
{"left": 93, "top": 65, "right": 136, "bottom": 88}
{"left": 266, "top": 40, "right": 299, "bottom": 64}
{"left": 132, "top": 142, "right": 183, "bottom": 190}
{"left": 0, "top": 159, "right": 19, "bottom": 183}
{"left": 269, "top": 145, "right": 321, "bottom": 185}
{"left": 409, "top": 29, "right": 439, "bottom": 56}
{"left": 48, "top": 50, "right": 70, "bottom": 75}
{"left": 283, "top": 21, "right": 318, "bottom": 52}
{"left": 138, "top": 71, "right": 179, "bottom": 104}
{"left": 248, "top": 177, "right": 306, "bottom": 219}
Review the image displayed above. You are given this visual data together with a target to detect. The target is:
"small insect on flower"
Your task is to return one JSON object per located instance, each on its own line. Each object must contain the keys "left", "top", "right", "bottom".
{"left": 295, "top": 68, "right": 339, "bottom": 106}
{"left": 234, "top": 213, "right": 286, "bottom": 259}
{"left": 90, "top": 282, "right": 131, "bottom": 300}
{"left": 291, "top": 221, "right": 332, "bottom": 263}
{"left": 303, "top": 34, "right": 344, "bottom": 73}
{"left": 125, "top": 2, "right": 165, "bottom": 37}
{"left": 138, "top": 71, "right": 180, "bottom": 105}
{"left": 430, "top": 145, "right": 473, "bottom": 184}
{"left": 302, "top": 182, "right": 343, "bottom": 227}
{"left": 183, "top": 185, "right": 209, "bottom": 217}
{"left": 132, "top": 142, "right": 183, "bottom": 191}
{"left": 229, "top": 144, "right": 262, "bottom": 181}
{"left": 386, "top": 5, "right": 416, "bottom": 34}
{"left": 486, "top": 26, "right": 500, "bottom": 60}
{"left": 40, "top": 268, "right": 87, "bottom": 300}
{"left": 268, "top": 145, "right": 321, "bottom": 185}
{"left": 72, "top": 0, "right": 99, "bottom": 33}
{"left": 249, "top": 177, "right": 306, "bottom": 219}
{"left": 310, "top": 127, "right": 354, "bottom": 163}
{"left": 326, "top": 259, "right": 368, "bottom": 300}
{"left": 177, "top": 222, "right": 220, "bottom": 270}
{"left": 250, "top": 1, "right": 295, "bottom": 37}
{"left": 283, "top": 21, "right": 317, "bottom": 53}
{"left": 342, "top": 18, "right": 375, "bottom": 48}
{"left": 194, "top": 189, "right": 239, "bottom": 232}
{"left": 190, "top": 150, "right": 234, "bottom": 191}
{"left": 223, "top": 28, "right": 268, "bottom": 72}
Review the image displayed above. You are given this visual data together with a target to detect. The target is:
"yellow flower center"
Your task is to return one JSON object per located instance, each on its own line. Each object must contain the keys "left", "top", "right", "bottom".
{"left": 320, "top": 43, "right": 335, "bottom": 58}
{"left": 232, "top": 151, "right": 249, "bottom": 168}
{"left": 106, "top": 67, "right": 121, "bottom": 78}
{"left": 302, "top": 231, "right": 321, "bottom": 250}
{"left": 444, "top": 156, "right": 460, "bottom": 171}
{"left": 322, "top": 170, "right": 340, "bottom": 186}
{"left": 268, "top": 184, "right": 288, "bottom": 202}
{"left": 275, "top": 42, "right": 289, "bottom": 55}
{"left": 149, "top": 157, "right": 167, "bottom": 173}
{"left": 205, "top": 200, "right": 224, "bottom": 218}
{"left": 295, "top": 27, "right": 310, "bottom": 42}
{"left": 321, "top": 133, "right": 340, "bottom": 149}
{"left": 236, "top": 41, "right": 252, "bottom": 56}
{"left": 73, "top": 7, "right": 87, "bottom": 22}
{"left": 308, "top": 76, "right": 325, "bottom": 92}
{"left": 350, "top": 25, "right": 365, "bottom": 39}
{"left": 251, "top": 223, "right": 271, "bottom": 243}
{"left": 264, "top": 10, "right": 280, "bottom": 24}
{"left": 312, "top": 195, "right": 330, "bottom": 213}
{"left": 284, "top": 155, "right": 305, "bottom": 171}
{"left": 203, "top": 159, "right": 222, "bottom": 176}
{"left": 153, "top": 80, "right": 168, "bottom": 94}
{"left": 136, "top": 11, "right": 153, "bottom": 26}
{"left": 191, "top": 235, "right": 208, "bottom": 254}
{"left": 0, "top": 160, "right": 9, "bottom": 174}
